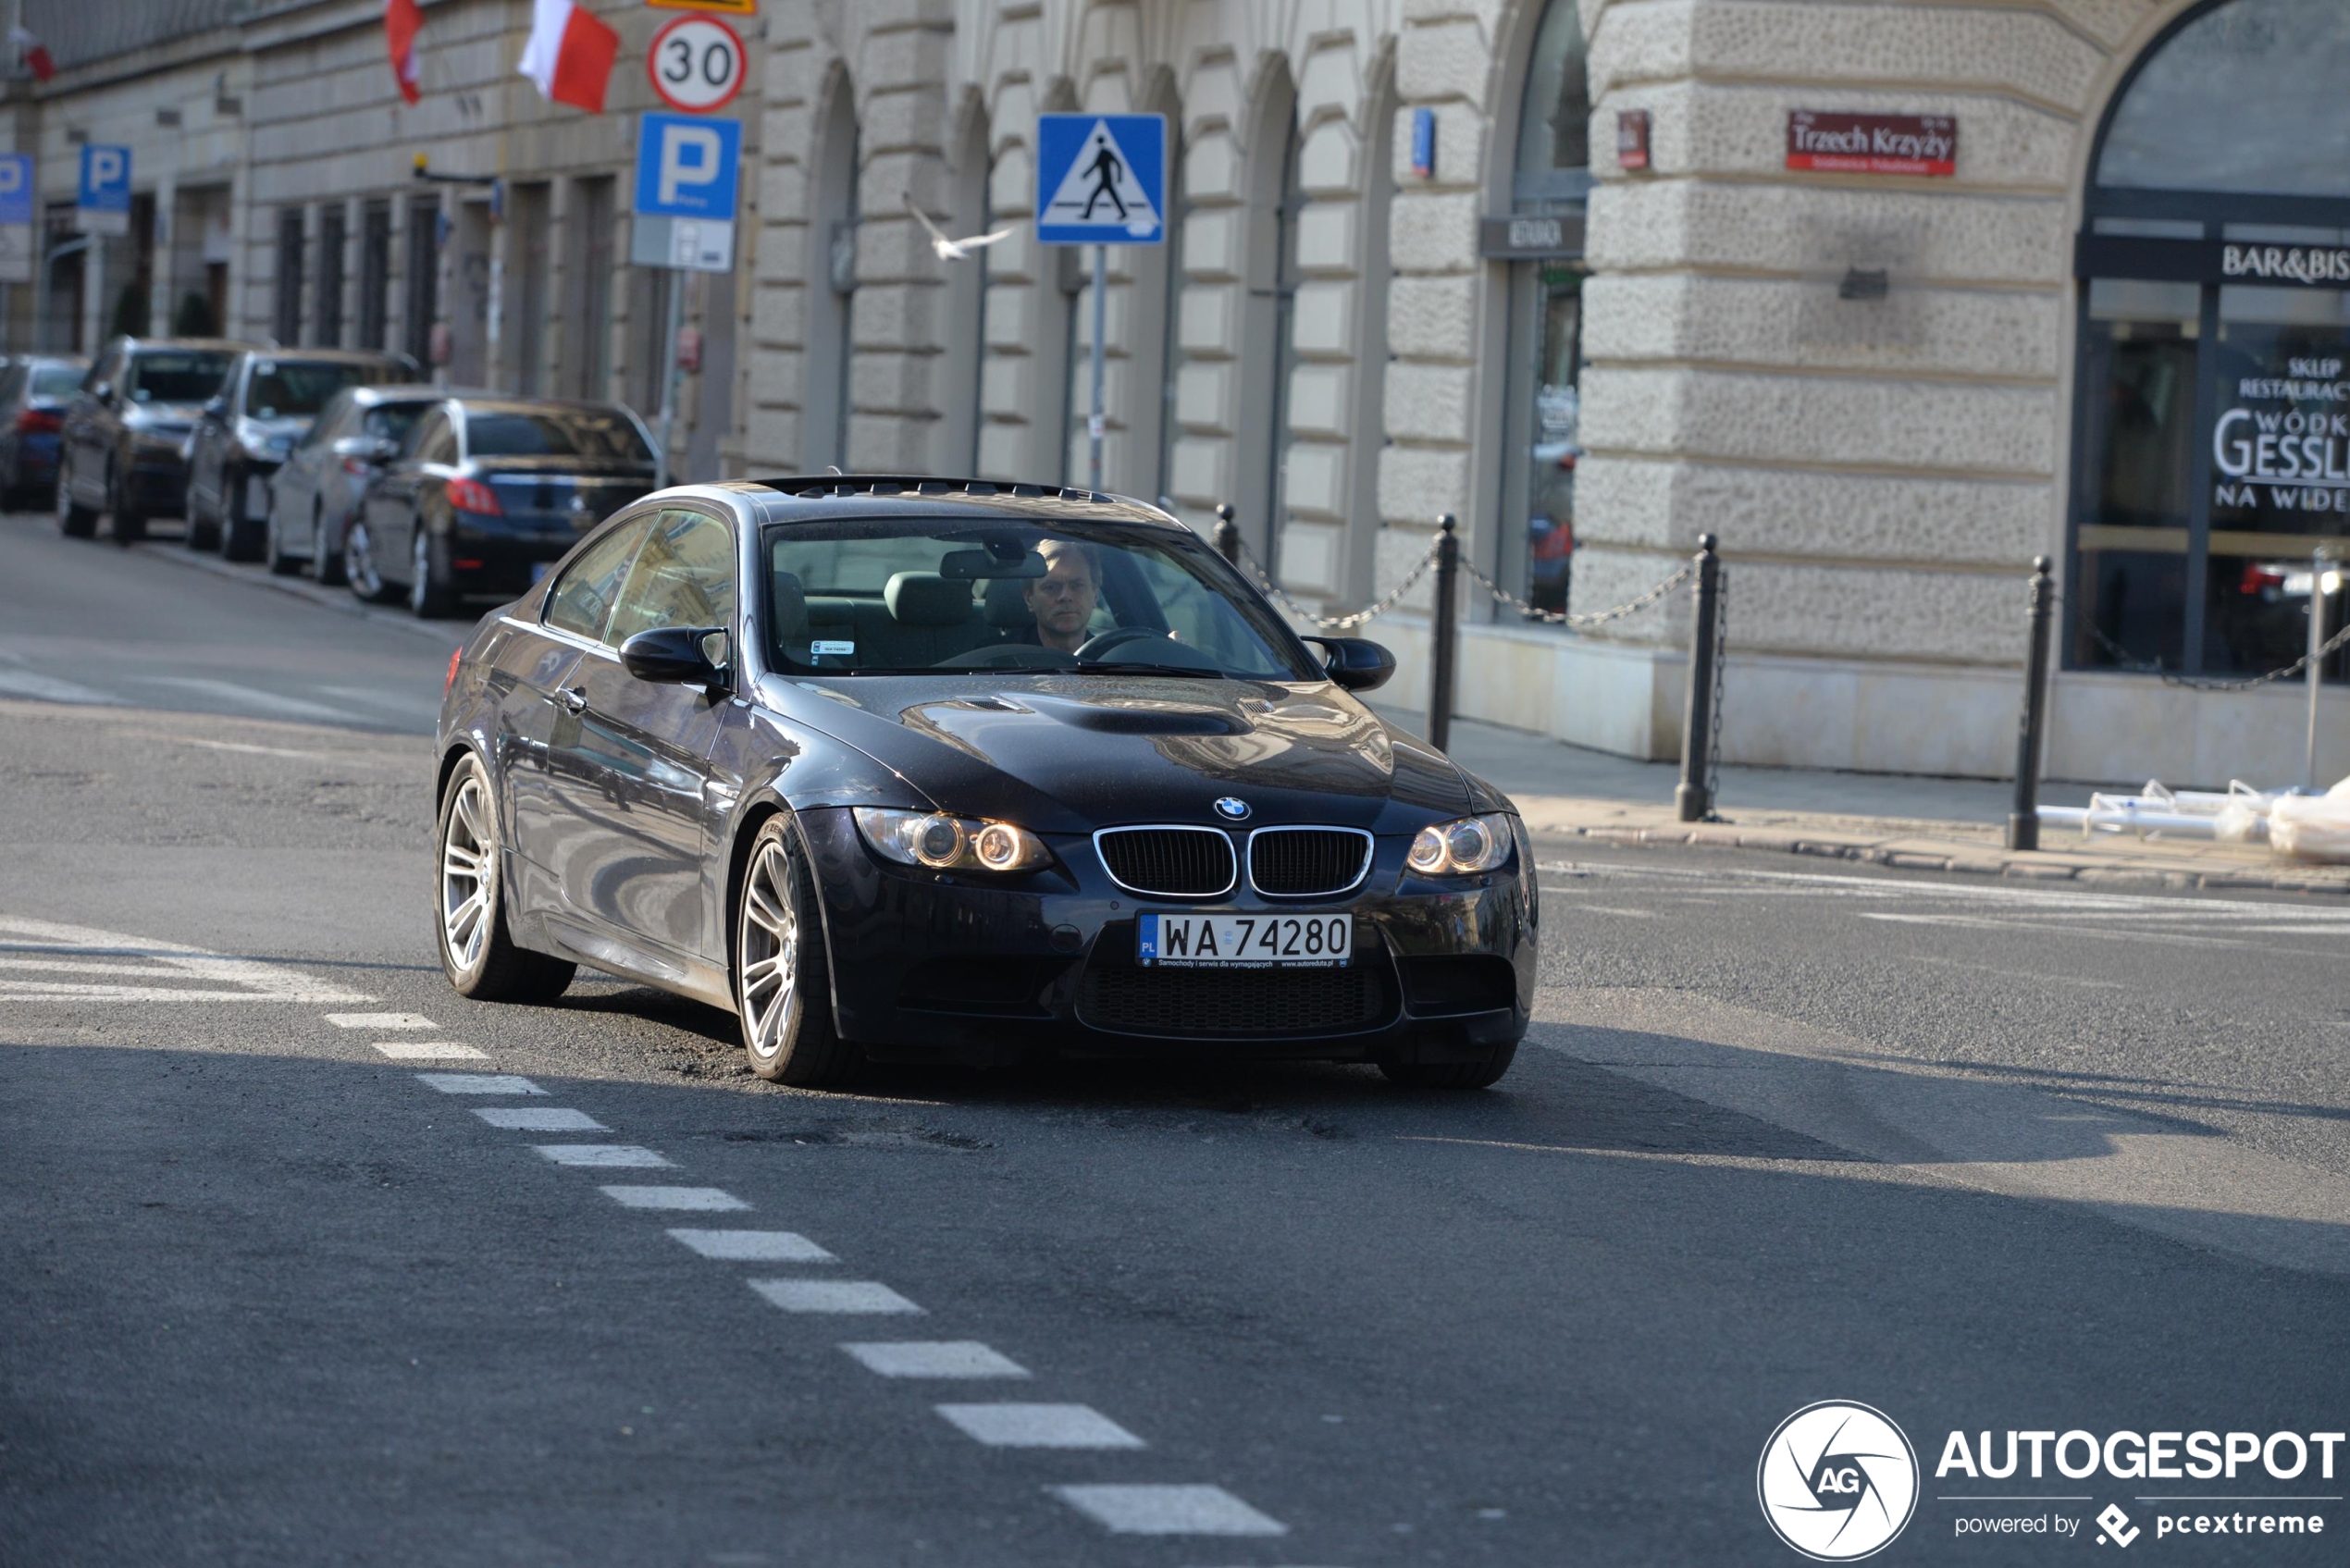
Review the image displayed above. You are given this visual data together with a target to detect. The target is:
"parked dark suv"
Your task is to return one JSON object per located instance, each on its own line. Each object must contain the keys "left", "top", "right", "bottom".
{"left": 183, "top": 347, "right": 414, "bottom": 559}
{"left": 56, "top": 338, "right": 248, "bottom": 543}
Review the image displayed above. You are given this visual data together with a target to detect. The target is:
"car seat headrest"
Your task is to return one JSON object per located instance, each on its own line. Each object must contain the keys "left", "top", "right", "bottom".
{"left": 885, "top": 572, "right": 975, "bottom": 627}
{"left": 983, "top": 575, "right": 1035, "bottom": 630}
{"left": 770, "top": 569, "right": 810, "bottom": 648}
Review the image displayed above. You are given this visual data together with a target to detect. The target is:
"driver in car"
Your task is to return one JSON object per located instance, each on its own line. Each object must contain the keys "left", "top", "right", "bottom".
{"left": 1021, "top": 538, "right": 1101, "bottom": 654}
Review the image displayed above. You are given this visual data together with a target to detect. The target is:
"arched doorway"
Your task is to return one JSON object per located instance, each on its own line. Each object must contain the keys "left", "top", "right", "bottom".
{"left": 1494, "top": 0, "right": 1589, "bottom": 620}
{"left": 2071, "top": 0, "right": 2350, "bottom": 679}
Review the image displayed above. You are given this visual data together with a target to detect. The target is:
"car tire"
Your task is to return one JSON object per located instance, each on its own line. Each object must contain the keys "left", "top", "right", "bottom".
{"left": 735, "top": 815, "right": 859, "bottom": 1087}
{"left": 409, "top": 524, "right": 455, "bottom": 619}
{"left": 108, "top": 465, "right": 146, "bottom": 547}
{"left": 263, "top": 506, "right": 300, "bottom": 574}
{"left": 1379, "top": 1039, "right": 1518, "bottom": 1092}
{"left": 311, "top": 506, "right": 347, "bottom": 586}
{"left": 220, "top": 469, "right": 263, "bottom": 561}
{"left": 435, "top": 754, "right": 575, "bottom": 1004}
{"left": 345, "top": 519, "right": 394, "bottom": 603}
{"left": 56, "top": 455, "right": 95, "bottom": 538}
{"left": 185, "top": 478, "right": 220, "bottom": 551}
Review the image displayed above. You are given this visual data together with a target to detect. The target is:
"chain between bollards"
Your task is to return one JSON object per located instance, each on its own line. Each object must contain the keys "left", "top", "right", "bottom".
{"left": 1674, "top": 535, "right": 1722, "bottom": 823}
{"left": 1427, "top": 514, "right": 1459, "bottom": 754}
{"left": 2007, "top": 555, "right": 2056, "bottom": 852}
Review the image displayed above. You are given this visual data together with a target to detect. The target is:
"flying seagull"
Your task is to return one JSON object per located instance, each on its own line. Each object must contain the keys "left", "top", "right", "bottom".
{"left": 903, "top": 193, "right": 1014, "bottom": 263}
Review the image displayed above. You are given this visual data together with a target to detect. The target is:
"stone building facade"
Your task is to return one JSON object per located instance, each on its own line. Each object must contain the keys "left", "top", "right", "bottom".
{"left": 11, "top": 0, "right": 2347, "bottom": 788}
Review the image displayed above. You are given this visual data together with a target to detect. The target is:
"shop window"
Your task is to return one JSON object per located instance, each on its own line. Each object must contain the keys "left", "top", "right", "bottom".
{"left": 2069, "top": 0, "right": 2350, "bottom": 680}
{"left": 358, "top": 200, "right": 391, "bottom": 351}
{"left": 316, "top": 206, "right": 345, "bottom": 348}
{"left": 275, "top": 208, "right": 304, "bottom": 346}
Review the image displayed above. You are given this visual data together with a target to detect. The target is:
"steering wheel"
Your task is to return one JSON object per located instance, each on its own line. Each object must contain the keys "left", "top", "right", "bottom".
{"left": 1072, "top": 626, "right": 1162, "bottom": 663}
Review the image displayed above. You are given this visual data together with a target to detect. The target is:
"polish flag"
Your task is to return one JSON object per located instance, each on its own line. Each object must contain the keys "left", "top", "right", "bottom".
{"left": 519, "top": 0, "right": 620, "bottom": 115}
{"left": 10, "top": 26, "right": 55, "bottom": 83}
{"left": 384, "top": 0, "right": 423, "bottom": 105}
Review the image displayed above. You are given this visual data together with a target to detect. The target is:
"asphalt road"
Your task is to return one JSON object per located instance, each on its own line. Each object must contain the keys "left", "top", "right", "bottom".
{"left": 6, "top": 510, "right": 2350, "bottom": 1566}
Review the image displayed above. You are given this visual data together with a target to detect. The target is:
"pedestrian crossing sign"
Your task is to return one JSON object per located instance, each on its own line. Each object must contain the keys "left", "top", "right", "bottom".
{"left": 1034, "top": 113, "right": 1166, "bottom": 245}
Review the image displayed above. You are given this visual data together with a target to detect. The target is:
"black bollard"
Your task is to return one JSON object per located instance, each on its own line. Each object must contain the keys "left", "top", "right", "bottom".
{"left": 2006, "top": 555, "right": 2055, "bottom": 852}
{"left": 1212, "top": 503, "right": 1241, "bottom": 566}
{"left": 1428, "top": 513, "right": 1459, "bottom": 753}
{"left": 1674, "top": 535, "right": 1721, "bottom": 822}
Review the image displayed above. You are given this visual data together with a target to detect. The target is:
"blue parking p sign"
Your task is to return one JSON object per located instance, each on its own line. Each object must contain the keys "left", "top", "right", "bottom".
{"left": 1035, "top": 114, "right": 1165, "bottom": 245}
{"left": 78, "top": 144, "right": 130, "bottom": 237}
{"left": 630, "top": 112, "right": 741, "bottom": 272}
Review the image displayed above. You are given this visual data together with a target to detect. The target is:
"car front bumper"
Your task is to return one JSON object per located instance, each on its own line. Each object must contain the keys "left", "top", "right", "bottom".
{"left": 796, "top": 808, "right": 1537, "bottom": 1066}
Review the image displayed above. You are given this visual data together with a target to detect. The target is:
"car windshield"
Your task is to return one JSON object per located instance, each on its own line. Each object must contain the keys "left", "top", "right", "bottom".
{"left": 763, "top": 517, "right": 1319, "bottom": 681}
{"left": 464, "top": 409, "right": 651, "bottom": 462}
{"left": 124, "top": 351, "right": 233, "bottom": 404}
{"left": 247, "top": 360, "right": 381, "bottom": 418}
{"left": 30, "top": 366, "right": 82, "bottom": 400}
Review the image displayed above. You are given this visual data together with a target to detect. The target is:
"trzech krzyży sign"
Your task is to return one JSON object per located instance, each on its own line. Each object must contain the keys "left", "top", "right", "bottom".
{"left": 1786, "top": 111, "right": 1957, "bottom": 177}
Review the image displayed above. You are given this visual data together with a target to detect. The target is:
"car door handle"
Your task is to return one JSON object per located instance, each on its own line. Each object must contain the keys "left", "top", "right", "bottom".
{"left": 553, "top": 686, "right": 588, "bottom": 715}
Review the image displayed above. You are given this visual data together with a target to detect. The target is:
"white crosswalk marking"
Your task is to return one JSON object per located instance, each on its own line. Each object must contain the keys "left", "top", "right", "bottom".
{"left": 936, "top": 1403, "right": 1144, "bottom": 1449}
{"left": 841, "top": 1341, "right": 1030, "bottom": 1379}
{"left": 0, "top": 915, "right": 375, "bottom": 1005}
{"left": 667, "top": 1229, "right": 835, "bottom": 1262}
{"left": 600, "top": 1186, "right": 748, "bottom": 1211}
{"left": 748, "top": 1279, "right": 921, "bottom": 1315}
{"left": 416, "top": 1073, "right": 546, "bottom": 1095}
{"left": 532, "top": 1144, "right": 673, "bottom": 1167}
{"left": 475, "top": 1108, "right": 604, "bottom": 1131}
{"left": 1048, "top": 1484, "right": 1287, "bottom": 1536}
{"left": 141, "top": 676, "right": 358, "bottom": 724}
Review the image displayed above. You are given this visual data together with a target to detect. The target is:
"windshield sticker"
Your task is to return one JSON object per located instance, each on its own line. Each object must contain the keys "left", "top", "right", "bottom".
{"left": 810, "top": 640, "right": 855, "bottom": 657}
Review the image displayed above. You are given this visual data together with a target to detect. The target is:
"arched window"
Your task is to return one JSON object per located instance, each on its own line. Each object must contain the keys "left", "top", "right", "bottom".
{"left": 804, "top": 78, "right": 860, "bottom": 472}
{"left": 2071, "top": 0, "right": 2350, "bottom": 679}
{"left": 1498, "top": 0, "right": 1590, "bottom": 619}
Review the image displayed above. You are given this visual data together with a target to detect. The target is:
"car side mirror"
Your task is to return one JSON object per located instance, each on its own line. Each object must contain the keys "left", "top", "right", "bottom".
{"left": 621, "top": 625, "right": 728, "bottom": 690}
{"left": 1304, "top": 636, "right": 1396, "bottom": 693}
{"left": 90, "top": 381, "right": 112, "bottom": 405}
{"left": 204, "top": 395, "right": 228, "bottom": 420}
{"left": 332, "top": 435, "right": 398, "bottom": 463}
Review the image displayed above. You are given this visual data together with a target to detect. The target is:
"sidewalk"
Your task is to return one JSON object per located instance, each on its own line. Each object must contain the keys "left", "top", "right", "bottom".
{"left": 1374, "top": 705, "right": 2350, "bottom": 896}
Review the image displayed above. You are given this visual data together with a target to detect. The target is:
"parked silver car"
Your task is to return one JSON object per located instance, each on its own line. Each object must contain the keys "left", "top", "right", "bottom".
{"left": 260, "top": 384, "right": 442, "bottom": 583}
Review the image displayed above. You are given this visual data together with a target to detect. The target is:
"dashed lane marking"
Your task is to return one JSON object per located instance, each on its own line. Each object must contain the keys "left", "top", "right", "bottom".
{"left": 1049, "top": 1485, "right": 1288, "bottom": 1537}
{"left": 533, "top": 1144, "right": 674, "bottom": 1167}
{"left": 415, "top": 1073, "right": 546, "bottom": 1095}
{"left": 0, "top": 667, "right": 127, "bottom": 706}
{"left": 328, "top": 1012, "right": 436, "bottom": 1029}
{"left": 474, "top": 1108, "right": 604, "bottom": 1131}
{"left": 600, "top": 1186, "right": 750, "bottom": 1211}
{"left": 142, "top": 675, "right": 358, "bottom": 725}
{"left": 666, "top": 1228, "right": 835, "bottom": 1262}
{"left": 937, "top": 1403, "right": 1145, "bottom": 1450}
{"left": 842, "top": 1342, "right": 1031, "bottom": 1379}
{"left": 0, "top": 916, "right": 376, "bottom": 1005}
{"left": 748, "top": 1279, "right": 921, "bottom": 1315}
{"left": 374, "top": 1041, "right": 488, "bottom": 1060}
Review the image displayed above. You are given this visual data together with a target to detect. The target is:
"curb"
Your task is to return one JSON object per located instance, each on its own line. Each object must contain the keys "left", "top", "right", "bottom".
{"left": 1541, "top": 820, "right": 2350, "bottom": 897}
{"left": 126, "top": 532, "right": 464, "bottom": 647}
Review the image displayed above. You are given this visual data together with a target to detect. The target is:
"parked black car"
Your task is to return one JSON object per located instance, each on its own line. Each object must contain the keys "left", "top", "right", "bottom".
{"left": 0, "top": 354, "right": 90, "bottom": 508}
{"left": 431, "top": 477, "right": 1534, "bottom": 1091}
{"left": 349, "top": 396, "right": 659, "bottom": 617}
{"left": 56, "top": 338, "right": 248, "bottom": 543}
{"left": 262, "top": 384, "right": 443, "bottom": 583}
{"left": 184, "top": 348, "right": 414, "bottom": 561}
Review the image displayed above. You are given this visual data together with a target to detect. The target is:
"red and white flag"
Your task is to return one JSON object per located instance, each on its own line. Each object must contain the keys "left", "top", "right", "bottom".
{"left": 384, "top": 0, "right": 423, "bottom": 105}
{"left": 10, "top": 26, "right": 55, "bottom": 83}
{"left": 518, "top": 0, "right": 619, "bottom": 115}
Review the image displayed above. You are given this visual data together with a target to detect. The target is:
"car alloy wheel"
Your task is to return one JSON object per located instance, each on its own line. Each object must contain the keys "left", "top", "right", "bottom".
{"left": 439, "top": 773, "right": 495, "bottom": 974}
{"left": 409, "top": 525, "right": 452, "bottom": 618}
{"left": 735, "top": 819, "right": 857, "bottom": 1086}
{"left": 433, "top": 755, "right": 575, "bottom": 1003}
{"left": 346, "top": 520, "right": 386, "bottom": 601}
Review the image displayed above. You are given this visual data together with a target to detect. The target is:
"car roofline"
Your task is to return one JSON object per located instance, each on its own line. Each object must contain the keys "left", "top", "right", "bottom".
{"left": 744, "top": 474, "right": 1184, "bottom": 529}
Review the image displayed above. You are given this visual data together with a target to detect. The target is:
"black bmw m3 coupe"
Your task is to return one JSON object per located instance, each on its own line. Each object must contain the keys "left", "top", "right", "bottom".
{"left": 433, "top": 477, "right": 1537, "bottom": 1090}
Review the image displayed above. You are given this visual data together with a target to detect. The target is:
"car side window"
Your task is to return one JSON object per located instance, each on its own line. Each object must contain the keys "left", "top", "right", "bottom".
{"left": 414, "top": 412, "right": 458, "bottom": 464}
{"left": 603, "top": 509, "right": 737, "bottom": 648}
{"left": 544, "top": 518, "right": 653, "bottom": 644}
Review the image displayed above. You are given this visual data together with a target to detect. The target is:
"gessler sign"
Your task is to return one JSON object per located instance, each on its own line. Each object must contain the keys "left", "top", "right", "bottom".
{"left": 1786, "top": 111, "right": 1957, "bottom": 177}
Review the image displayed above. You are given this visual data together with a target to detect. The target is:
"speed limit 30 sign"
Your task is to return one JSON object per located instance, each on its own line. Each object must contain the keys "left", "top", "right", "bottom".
{"left": 647, "top": 13, "right": 746, "bottom": 114}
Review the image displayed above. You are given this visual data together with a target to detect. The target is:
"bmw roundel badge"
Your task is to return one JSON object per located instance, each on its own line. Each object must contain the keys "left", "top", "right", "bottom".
{"left": 1214, "top": 797, "right": 1251, "bottom": 821}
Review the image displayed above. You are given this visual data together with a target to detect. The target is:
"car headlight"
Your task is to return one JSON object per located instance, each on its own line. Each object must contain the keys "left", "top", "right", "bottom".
{"left": 1406, "top": 812, "right": 1515, "bottom": 877}
{"left": 235, "top": 420, "right": 289, "bottom": 461}
{"left": 852, "top": 808, "right": 1053, "bottom": 873}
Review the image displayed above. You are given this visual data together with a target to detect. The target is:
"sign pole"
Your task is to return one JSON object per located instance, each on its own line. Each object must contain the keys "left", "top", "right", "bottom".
{"left": 656, "top": 269, "right": 686, "bottom": 490}
{"left": 1087, "top": 243, "right": 1106, "bottom": 491}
